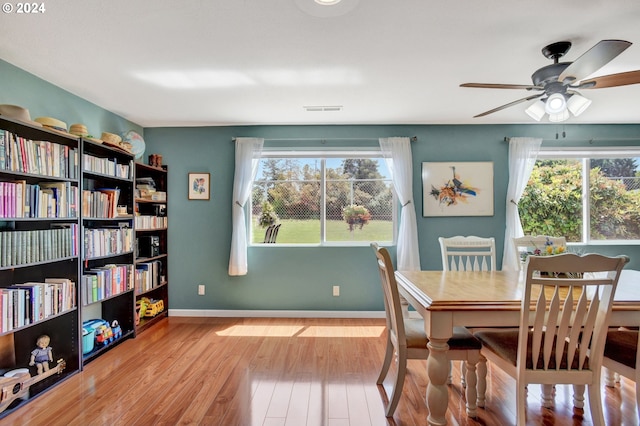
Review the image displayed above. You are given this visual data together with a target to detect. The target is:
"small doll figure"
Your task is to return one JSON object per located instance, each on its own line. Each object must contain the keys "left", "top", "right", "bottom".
{"left": 29, "top": 335, "right": 53, "bottom": 375}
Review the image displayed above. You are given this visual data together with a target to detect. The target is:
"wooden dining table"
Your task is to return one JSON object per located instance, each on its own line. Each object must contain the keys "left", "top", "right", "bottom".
{"left": 394, "top": 268, "right": 640, "bottom": 426}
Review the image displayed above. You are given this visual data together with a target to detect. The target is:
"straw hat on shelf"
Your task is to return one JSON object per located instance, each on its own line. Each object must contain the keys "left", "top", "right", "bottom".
{"left": 34, "top": 116, "right": 78, "bottom": 138}
{"left": 0, "top": 104, "right": 43, "bottom": 127}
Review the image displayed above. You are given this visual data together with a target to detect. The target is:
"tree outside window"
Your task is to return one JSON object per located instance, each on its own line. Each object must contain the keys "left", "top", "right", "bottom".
{"left": 251, "top": 154, "right": 395, "bottom": 245}
{"left": 519, "top": 154, "right": 640, "bottom": 243}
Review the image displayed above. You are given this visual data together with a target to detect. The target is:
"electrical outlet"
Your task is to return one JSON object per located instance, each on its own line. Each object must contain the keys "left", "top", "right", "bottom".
{"left": 333, "top": 285, "right": 340, "bottom": 297}
{"left": 198, "top": 284, "right": 205, "bottom": 295}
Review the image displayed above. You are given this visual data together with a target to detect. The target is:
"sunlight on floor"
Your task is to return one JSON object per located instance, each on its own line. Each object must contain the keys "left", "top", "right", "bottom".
{"left": 215, "top": 324, "right": 385, "bottom": 338}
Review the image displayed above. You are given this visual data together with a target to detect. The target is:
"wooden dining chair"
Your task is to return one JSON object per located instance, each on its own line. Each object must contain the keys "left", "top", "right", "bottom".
{"left": 439, "top": 236, "right": 497, "bottom": 272}
{"left": 474, "top": 253, "right": 628, "bottom": 426}
{"left": 513, "top": 235, "right": 567, "bottom": 270}
{"left": 263, "top": 223, "right": 281, "bottom": 243}
{"left": 603, "top": 328, "right": 640, "bottom": 418}
{"left": 371, "top": 243, "right": 483, "bottom": 418}
{"left": 438, "top": 235, "right": 496, "bottom": 387}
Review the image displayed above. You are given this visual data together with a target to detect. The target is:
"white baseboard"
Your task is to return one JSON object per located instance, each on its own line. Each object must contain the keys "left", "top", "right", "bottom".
{"left": 168, "top": 309, "right": 386, "bottom": 319}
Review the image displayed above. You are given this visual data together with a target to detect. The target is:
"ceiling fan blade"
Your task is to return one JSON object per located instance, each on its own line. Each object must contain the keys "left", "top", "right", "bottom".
{"left": 473, "top": 93, "right": 544, "bottom": 118}
{"left": 578, "top": 70, "right": 640, "bottom": 89}
{"left": 461, "top": 83, "right": 542, "bottom": 90}
{"left": 558, "top": 39, "right": 632, "bottom": 83}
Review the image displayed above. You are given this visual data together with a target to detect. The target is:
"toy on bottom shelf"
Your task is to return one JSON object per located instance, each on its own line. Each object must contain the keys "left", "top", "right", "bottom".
{"left": 136, "top": 298, "right": 148, "bottom": 321}
{"left": 95, "top": 323, "right": 114, "bottom": 346}
{"left": 111, "top": 320, "right": 122, "bottom": 339}
{"left": 0, "top": 359, "right": 66, "bottom": 414}
{"left": 137, "top": 297, "right": 164, "bottom": 318}
{"left": 82, "top": 319, "right": 122, "bottom": 350}
{"left": 29, "top": 335, "right": 53, "bottom": 375}
{"left": 82, "top": 327, "right": 95, "bottom": 354}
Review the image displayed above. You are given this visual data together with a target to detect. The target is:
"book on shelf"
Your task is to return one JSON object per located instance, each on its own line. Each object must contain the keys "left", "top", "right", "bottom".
{"left": 0, "top": 225, "right": 78, "bottom": 267}
{"left": 135, "top": 260, "right": 162, "bottom": 293}
{"left": 82, "top": 188, "right": 121, "bottom": 218}
{"left": 39, "top": 181, "right": 71, "bottom": 218}
{"left": 82, "top": 264, "right": 132, "bottom": 304}
{"left": 45, "top": 278, "right": 77, "bottom": 313}
{"left": 0, "top": 130, "right": 78, "bottom": 178}
{"left": 0, "top": 130, "right": 5, "bottom": 170}
{"left": 1, "top": 278, "right": 77, "bottom": 331}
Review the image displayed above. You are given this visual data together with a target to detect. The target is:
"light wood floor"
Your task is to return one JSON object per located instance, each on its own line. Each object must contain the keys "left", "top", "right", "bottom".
{"left": 2, "top": 317, "right": 638, "bottom": 425}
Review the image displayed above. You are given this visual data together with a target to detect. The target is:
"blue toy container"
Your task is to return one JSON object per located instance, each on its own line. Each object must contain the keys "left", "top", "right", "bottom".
{"left": 82, "top": 327, "right": 95, "bottom": 354}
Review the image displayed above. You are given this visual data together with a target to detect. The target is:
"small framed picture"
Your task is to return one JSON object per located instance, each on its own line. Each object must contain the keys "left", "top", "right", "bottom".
{"left": 188, "top": 172, "right": 210, "bottom": 200}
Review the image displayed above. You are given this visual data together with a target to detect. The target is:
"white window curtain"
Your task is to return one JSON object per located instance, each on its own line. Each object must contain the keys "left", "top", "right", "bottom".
{"left": 228, "top": 137, "right": 264, "bottom": 276}
{"left": 379, "top": 137, "right": 421, "bottom": 270}
{"left": 501, "top": 137, "right": 542, "bottom": 271}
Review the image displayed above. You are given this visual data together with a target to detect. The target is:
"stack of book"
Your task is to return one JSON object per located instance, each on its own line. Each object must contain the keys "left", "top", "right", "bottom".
{"left": 135, "top": 177, "right": 156, "bottom": 199}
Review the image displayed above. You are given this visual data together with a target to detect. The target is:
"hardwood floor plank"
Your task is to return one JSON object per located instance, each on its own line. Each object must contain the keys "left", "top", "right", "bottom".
{"left": 346, "top": 378, "right": 372, "bottom": 426}
{"left": 1, "top": 317, "right": 638, "bottom": 426}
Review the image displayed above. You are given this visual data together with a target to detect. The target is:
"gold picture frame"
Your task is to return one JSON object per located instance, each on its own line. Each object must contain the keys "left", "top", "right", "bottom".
{"left": 188, "top": 172, "right": 210, "bottom": 200}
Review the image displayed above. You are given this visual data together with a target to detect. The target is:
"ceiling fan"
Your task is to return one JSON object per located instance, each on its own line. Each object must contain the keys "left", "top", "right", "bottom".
{"left": 461, "top": 39, "right": 640, "bottom": 121}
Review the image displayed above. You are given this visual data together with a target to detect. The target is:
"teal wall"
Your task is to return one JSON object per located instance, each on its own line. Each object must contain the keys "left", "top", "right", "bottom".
{"left": 3, "top": 59, "right": 640, "bottom": 313}
{"left": 145, "top": 123, "right": 640, "bottom": 312}
{"left": 0, "top": 59, "right": 142, "bottom": 138}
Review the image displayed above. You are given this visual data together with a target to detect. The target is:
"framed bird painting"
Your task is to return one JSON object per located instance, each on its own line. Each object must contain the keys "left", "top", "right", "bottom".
{"left": 422, "top": 162, "right": 494, "bottom": 217}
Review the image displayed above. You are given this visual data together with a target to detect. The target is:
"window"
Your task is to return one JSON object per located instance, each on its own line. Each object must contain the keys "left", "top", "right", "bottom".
{"left": 251, "top": 150, "right": 396, "bottom": 245}
{"left": 519, "top": 147, "right": 640, "bottom": 243}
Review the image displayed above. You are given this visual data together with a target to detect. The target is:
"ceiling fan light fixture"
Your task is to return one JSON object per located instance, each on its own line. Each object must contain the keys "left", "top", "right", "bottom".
{"left": 544, "top": 93, "right": 567, "bottom": 114}
{"left": 314, "top": 0, "right": 342, "bottom": 4}
{"left": 567, "top": 94, "right": 592, "bottom": 117}
{"left": 548, "top": 109, "right": 570, "bottom": 123}
{"left": 525, "top": 100, "right": 546, "bottom": 121}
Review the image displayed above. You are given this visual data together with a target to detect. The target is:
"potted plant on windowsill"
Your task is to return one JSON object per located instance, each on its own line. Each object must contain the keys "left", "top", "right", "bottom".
{"left": 342, "top": 204, "right": 371, "bottom": 231}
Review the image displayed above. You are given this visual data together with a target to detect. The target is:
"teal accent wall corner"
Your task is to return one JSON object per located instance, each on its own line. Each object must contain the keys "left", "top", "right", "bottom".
{"left": 0, "top": 59, "right": 143, "bottom": 138}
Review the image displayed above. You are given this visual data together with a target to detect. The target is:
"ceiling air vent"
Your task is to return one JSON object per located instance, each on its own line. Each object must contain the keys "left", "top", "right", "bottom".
{"left": 304, "top": 105, "right": 343, "bottom": 112}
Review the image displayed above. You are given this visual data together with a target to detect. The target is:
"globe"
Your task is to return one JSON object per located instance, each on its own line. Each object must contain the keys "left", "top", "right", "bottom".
{"left": 123, "top": 130, "right": 146, "bottom": 159}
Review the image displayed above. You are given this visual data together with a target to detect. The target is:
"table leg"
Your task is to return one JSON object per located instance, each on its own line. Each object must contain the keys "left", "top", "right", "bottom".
{"left": 399, "top": 294, "right": 410, "bottom": 319}
{"left": 604, "top": 368, "right": 617, "bottom": 387}
{"left": 427, "top": 338, "right": 450, "bottom": 426}
{"left": 541, "top": 384, "right": 555, "bottom": 408}
{"left": 572, "top": 384, "right": 585, "bottom": 409}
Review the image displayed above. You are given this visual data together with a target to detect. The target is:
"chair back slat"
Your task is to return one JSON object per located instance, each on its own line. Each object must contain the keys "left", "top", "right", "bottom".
{"left": 439, "top": 236, "right": 497, "bottom": 272}
{"left": 579, "top": 289, "right": 601, "bottom": 368}
{"left": 521, "top": 253, "right": 628, "bottom": 373}
{"left": 543, "top": 287, "right": 561, "bottom": 366}
{"left": 555, "top": 288, "right": 574, "bottom": 367}
{"left": 263, "top": 223, "right": 281, "bottom": 243}
{"left": 530, "top": 289, "right": 546, "bottom": 369}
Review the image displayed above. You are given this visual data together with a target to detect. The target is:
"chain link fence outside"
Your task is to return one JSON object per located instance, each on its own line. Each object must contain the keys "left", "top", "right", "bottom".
{"left": 252, "top": 177, "right": 394, "bottom": 243}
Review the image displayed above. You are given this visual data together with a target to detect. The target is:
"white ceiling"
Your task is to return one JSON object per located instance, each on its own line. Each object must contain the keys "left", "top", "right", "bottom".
{"left": 2, "top": 0, "right": 640, "bottom": 127}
